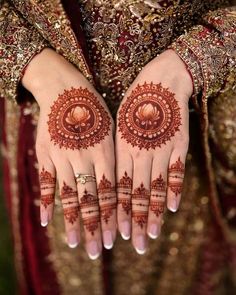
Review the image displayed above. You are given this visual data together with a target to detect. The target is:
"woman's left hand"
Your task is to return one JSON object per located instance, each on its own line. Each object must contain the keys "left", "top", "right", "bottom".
{"left": 116, "top": 49, "right": 193, "bottom": 254}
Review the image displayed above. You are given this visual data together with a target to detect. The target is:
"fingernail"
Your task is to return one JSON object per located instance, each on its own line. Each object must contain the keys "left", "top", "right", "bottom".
{"left": 87, "top": 241, "right": 100, "bottom": 260}
{"left": 135, "top": 235, "right": 146, "bottom": 255}
{"left": 103, "top": 231, "right": 113, "bottom": 249}
{"left": 148, "top": 224, "right": 159, "bottom": 239}
{"left": 41, "top": 211, "right": 48, "bottom": 227}
{"left": 120, "top": 221, "right": 130, "bottom": 240}
{"left": 169, "top": 199, "right": 178, "bottom": 212}
{"left": 67, "top": 230, "right": 79, "bottom": 248}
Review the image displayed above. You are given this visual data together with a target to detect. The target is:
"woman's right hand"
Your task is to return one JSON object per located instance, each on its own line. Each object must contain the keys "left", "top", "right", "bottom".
{"left": 22, "top": 48, "right": 116, "bottom": 260}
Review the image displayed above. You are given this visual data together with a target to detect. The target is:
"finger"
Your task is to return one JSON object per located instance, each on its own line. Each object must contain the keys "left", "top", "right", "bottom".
{"left": 73, "top": 160, "right": 102, "bottom": 260}
{"left": 57, "top": 162, "right": 80, "bottom": 249}
{"left": 116, "top": 150, "right": 133, "bottom": 240}
{"left": 38, "top": 159, "right": 56, "bottom": 227}
{"left": 131, "top": 157, "right": 152, "bottom": 255}
{"left": 167, "top": 151, "right": 186, "bottom": 213}
{"left": 147, "top": 155, "right": 169, "bottom": 239}
{"left": 95, "top": 156, "right": 117, "bottom": 250}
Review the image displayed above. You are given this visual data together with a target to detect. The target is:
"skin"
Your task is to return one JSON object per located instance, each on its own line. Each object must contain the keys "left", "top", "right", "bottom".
{"left": 22, "top": 48, "right": 116, "bottom": 260}
{"left": 22, "top": 48, "right": 193, "bottom": 258}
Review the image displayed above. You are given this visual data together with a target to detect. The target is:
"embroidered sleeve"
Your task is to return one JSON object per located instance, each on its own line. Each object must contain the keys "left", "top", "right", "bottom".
{"left": 0, "top": 1, "right": 49, "bottom": 103}
{"left": 169, "top": 7, "right": 236, "bottom": 107}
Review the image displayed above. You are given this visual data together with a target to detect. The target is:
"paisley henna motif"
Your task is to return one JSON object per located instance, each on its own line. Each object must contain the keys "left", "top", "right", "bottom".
{"left": 80, "top": 189, "right": 100, "bottom": 235}
{"left": 39, "top": 167, "right": 56, "bottom": 208}
{"left": 98, "top": 175, "right": 116, "bottom": 224}
{"left": 168, "top": 157, "right": 185, "bottom": 196}
{"left": 118, "top": 82, "right": 181, "bottom": 150}
{"left": 48, "top": 87, "right": 111, "bottom": 150}
{"left": 132, "top": 183, "right": 150, "bottom": 228}
{"left": 60, "top": 182, "right": 79, "bottom": 225}
{"left": 117, "top": 171, "right": 132, "bottom": 215}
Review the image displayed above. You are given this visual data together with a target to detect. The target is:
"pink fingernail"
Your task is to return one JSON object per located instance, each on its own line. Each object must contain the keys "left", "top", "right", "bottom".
{"left": 135, "top": 235, "right": 146, "bottom": 255}
{"left": 169, "top": 199, "right": 178, "bottom": 212}
{"left": 87, "top": 241, "right": 100, "bottom": 260}
{"left": 41, "top": 211, "right": 48, "bottom": 227}
{"left": 103, "top": 231, "right": 113, "bottom": 249}
{"left": 67, "top": 231, "right": 79, "bottom": 248}
{"left": 120, "top": 221, "right": 130, "bottom": 240}
{"left": 148, "top": 224, "right": 158, "bottom": 239}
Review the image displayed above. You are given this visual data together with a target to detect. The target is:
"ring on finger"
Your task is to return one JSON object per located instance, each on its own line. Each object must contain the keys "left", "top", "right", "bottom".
{"left": 75, "top": 173, "right": 96, "bottom": 184}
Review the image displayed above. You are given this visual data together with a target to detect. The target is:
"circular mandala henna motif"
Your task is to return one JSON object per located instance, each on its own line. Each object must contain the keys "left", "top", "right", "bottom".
{"left": 118, "top": 82, "right": 181, "bottom": 150}
{"left": 48, "top": 87, "right": 111, "bottom": 150}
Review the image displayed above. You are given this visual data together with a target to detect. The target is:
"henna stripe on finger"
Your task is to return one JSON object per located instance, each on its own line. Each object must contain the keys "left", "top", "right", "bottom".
{"left": 168, "top": 157, "right": 185, "bottom": 196}
{"left": 118, "top": 82, "right": 181, "bottom": 150}
{"left": 150, "top": 174, "right": 166, "bottom": 217}
{"left": 39, "top": 167, "right": 56, "bottom": 208}
{"left": 60, "top": 182, "right": 79, "bottom": 225}
{"left": 117, "top": 171, "right": 132, "bottom": 215}
{"left": 80, "top": 189, "right": 100, "bottom": 235}
{"left": 98, "top": 175, "right": 116, "bottom": 224}
{"left": 48, "top": 87, "right": 111, "bottom": 150}
{"left": 132, "top": 183, "right": 150, "bottom": 229}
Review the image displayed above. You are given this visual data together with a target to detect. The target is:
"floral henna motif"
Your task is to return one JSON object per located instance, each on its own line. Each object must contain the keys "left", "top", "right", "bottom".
{"left": 39, "top": 167, "right": 56, "bottom": 208}
{"left": 98, "top": 175, "right": 116, "bottom": 224}
{"left": 80, "top": 189, "right": 100, "bottom": 235}
{"left": 168, "top": 157, "right": 185, "bottom": 196}
{"left": 118, "top": 82, "right": 181, "bottom": 150}
{"left": 151, "top": 174, "right": 167, "bottom": 198}
{"left": 48, "top": 87, "right": 111, "bottom": 150}
{"left": 150, "top": 201, "right": 165, "bottom": 217}
{"left": 41, "top": 194, "right": 55, "bottom": 209}
{"left": 117, "top": 171, "right": 132, "bottom": 215}
{"left": 132, "top": 212, "right": 148, "bottom": 229}
{"left": 132, "top": 183, "right": 150, "bottom": 228}
{"left": 60, "top": 182, "right": 79, "bottom": 225}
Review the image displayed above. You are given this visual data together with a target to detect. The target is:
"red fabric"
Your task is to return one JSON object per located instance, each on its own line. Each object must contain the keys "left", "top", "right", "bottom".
{"left": 0, "top": 98, "right": 61, "bottom": 295}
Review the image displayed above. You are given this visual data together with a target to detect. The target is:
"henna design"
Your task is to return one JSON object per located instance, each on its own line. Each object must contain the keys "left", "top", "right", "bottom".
{"left": 117, "top": 171, "right": 132, "bottom": 215}
{"left": 48, "top": 87, "right": 111, "bottom": 150}
{"left": 63, "top": 207, "right": 79, "bottom": 224}
{"left": 132, "top": 183, "right": 150, "bottom": 228}
{"left": 41, "top": 194, "right": 55, "bottom": 209}
{"left": 39, "top": 167, "right": 56, "bottom": 189}
{"left": 168, "top": 157, "right": 185, "bottom": 196}
{"left": 98, "top": 175, "right": 116, "bottom": 224}
{"left": 39, "top": 167, "right": 56, "bottom": 208}
{"left": 80, "top": 189, "right": 99, "bottom": 235}
{"left": 150, "top": 200, "right": 165, "bottom": 217}
{"left": 132, "top": 212, "right": 148, "bottom": 229}
{"left": 60, "top": 182, "right": 79, "bottom": 225}
{"left": 151, "top": 174, "right": 166, "bottom": 193}
{"left": 118, "top": 82, "right": 181, "bottom": 150}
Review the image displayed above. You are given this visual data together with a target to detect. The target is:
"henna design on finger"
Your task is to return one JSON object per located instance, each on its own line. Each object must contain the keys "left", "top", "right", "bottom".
{"left": 149, "top": 200, "right": 165, "bottom": 217}
{"left": 98, "top": 175, "right": 116, "bottom": 224}
{"left": 168, "top": 157, "right": 185, "bottom": 196}
{"left": 41, "top": 194, "right": 55, "bottom": 209}
{"left": 48, "top": 87, "right": 111, "bottom": 150}
{"left": 118, "top": 82, "right": 181, "bottom": 150}
{"left": 80, "top": 189, "right": 100, "bottom": 235}
{"left": 60, "top": 182, "right": 79, "bottom": 225}
{"left": 117, "top": 171, "right": 132, "bottom": 215}
{"left": 39, "top": 167, "right": 56, "bottom": 208}
{"left": 132, "top": 183, "right": 150, "bottom": 228}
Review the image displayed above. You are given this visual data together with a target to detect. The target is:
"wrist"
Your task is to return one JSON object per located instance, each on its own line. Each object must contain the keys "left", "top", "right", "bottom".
{"left": 21, "top": 48, "right": 77, "bottom": 96}
{"left": 151, "top": 49, "right": 194, "bottom": 99}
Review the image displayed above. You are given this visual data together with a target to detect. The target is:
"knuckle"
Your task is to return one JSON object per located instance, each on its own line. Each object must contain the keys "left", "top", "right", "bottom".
{"left": 35, "top": 140, "right": 48, "bottom": 156}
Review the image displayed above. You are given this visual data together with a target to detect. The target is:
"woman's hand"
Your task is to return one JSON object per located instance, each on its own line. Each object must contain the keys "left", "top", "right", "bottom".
{"left": 22, "top": 48, "right": 116, "bottom": 259}
{"left": 116, "top": 49, "right": 193, "bottom": 254}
